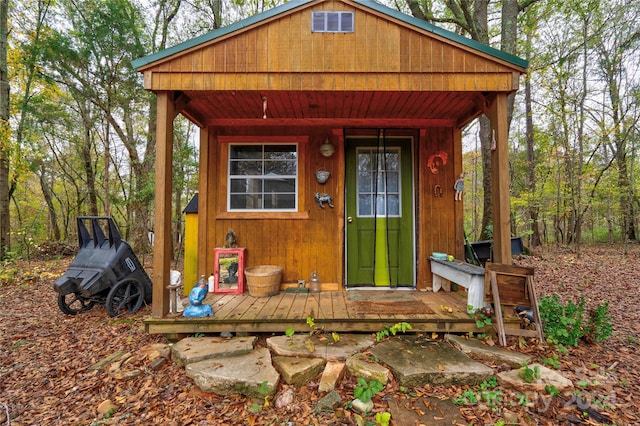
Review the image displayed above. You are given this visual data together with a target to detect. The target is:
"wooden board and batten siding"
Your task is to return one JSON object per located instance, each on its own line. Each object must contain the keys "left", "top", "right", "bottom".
{"left": 133, "top": 0, "right": 527, "bottom": 322}
{"left": 141, "top": 1, "right": 520, "bottom": 93}
{"left": 208, "top": 129, "right": 344, "bottom": 288}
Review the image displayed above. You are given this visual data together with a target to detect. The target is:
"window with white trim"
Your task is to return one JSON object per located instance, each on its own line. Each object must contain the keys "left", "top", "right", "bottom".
{"left": 228, "top": 144, "right": 298, "bottom": 211}
{"left": 312, "top": 11, "right": 354, "bottom": 33}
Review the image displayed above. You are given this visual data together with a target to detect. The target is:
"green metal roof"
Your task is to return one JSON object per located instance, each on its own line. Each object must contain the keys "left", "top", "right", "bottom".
{"left": 132, "top": 0, "right": 527, "bottom": 71}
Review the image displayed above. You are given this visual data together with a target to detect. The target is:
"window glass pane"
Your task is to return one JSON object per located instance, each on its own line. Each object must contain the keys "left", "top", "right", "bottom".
{"left": 376, "top": 194, "right": 387, "bottom": 215}
{"left": 312, "top": 11, "right": 325, "bottom": 32}
{"left": 230, "top": 145, "right": 262, "bottom": 159}
{"left": 264, "top": 160, "right": 296, "bottom": 175}
{"left": 387, "top": 195, "right": 400, "bottom": 216}
{"left": 326, "top": 12, "right": 339, "bottom": 31}
{"left": 386, "top": 172, "right": 399, "bottom": 192}
{"left": 358, "top": 194, "right": 372, "bottom": 216}
{"left": 264, "top": 178, "right": 295, "bottom": 193}
{"left": 264, "top": 193, "right": 295, "bottom": 209}
{"left": 264, "top": 145, "right": 297, "bottom": 160}
{"left": 385, "top": 152, "right": 399, "bottom": 170}
{"left": 376, "top": 173, "right": 386, "bottom": 192}
{"left": 340, "top": 12, "right": 353, "bottom": 32}
{"left": 230, "top": 194, "right": 263, "bottom": 209}
{"left": 230, "top": 160, "right": 262, "bottom": 175}
{"left": 358, "top": 152, "right": 371, "bottom": 171}
{"left": 230, "top": 178, "right": 263, "bottom": 193}
{"left": 358, "top": 171, "right": 372, "bottom": 192}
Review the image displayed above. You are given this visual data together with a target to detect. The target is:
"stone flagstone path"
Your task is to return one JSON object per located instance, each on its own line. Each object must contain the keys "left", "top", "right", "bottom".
{"left": 101, "top": 332, "right": 562, "bottom": 423}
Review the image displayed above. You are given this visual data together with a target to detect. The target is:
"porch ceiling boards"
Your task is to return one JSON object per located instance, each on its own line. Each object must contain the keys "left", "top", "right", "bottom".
{"left": 181, "top": 90, "right": 483, "bottom": 127}
{"left": 144, "top": 290, "right": 512, "bottom": 335}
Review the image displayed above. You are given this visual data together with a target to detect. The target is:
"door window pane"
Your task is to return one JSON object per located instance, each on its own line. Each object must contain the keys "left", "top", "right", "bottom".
{"left": 356, "top": 147, "right": 401, "bottom": 217}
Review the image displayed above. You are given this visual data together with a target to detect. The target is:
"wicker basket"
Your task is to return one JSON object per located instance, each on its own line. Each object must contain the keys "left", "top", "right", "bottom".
{"left": 245, "top": 265, "right": 282, "bottom": 297}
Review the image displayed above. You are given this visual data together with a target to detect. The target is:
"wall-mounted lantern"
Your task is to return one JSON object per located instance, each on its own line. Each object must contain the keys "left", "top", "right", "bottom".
{"left": 319, "top": 138, "right": 335, "bottom": 157}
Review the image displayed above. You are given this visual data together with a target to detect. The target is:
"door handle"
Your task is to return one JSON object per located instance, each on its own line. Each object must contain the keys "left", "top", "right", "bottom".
{"left": 347, "top": 216, "right": 353, "bottom": 223}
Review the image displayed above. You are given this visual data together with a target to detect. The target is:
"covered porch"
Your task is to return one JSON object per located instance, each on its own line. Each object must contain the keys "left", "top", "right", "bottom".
{"left": 133, "top": 0, "right": 527, "bottom": 327}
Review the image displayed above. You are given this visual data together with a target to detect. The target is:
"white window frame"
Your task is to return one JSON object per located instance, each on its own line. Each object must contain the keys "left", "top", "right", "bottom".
{"left": 311, "top": 11, "right": 354, "bottom": 33}
{"left": 227, "top": 143, "right": 299, "bottom": 212}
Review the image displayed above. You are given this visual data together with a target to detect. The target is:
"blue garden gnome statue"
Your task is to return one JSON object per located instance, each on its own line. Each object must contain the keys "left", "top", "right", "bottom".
{"left": 183, "top": 275, "right": 214, "bottom": 317}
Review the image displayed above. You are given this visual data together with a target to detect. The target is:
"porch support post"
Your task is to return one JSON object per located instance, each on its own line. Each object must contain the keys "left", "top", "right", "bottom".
{"left": 453, "top": 127, "right": 464, "bottom": 260}
{"left": 488, "top": 92, "right": 512, "bottom": 264}
{"left": 197, "top": 127, "right": 210, "bottom": 284}
{"left": 152, "top": 91, "right": 175, "bottom": 318}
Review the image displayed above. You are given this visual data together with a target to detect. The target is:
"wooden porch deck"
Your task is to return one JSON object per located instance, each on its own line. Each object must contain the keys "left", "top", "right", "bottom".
{"left": 144, "top": 289, "right": 504, "bottom": 335}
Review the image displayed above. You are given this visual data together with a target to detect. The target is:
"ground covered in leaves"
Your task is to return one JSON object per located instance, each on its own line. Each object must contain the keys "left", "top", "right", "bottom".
{"left": 1, "top": 244, "right": 639, "bottom": 425}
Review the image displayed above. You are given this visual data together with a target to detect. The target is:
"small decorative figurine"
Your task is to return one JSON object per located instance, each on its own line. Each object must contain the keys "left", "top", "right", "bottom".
{"left": 314, "top": 192, "right": 334, "bottom": 209}
{"left": 183, "top": 275, "right": 214, "bottom": 317}
{"left": 224, "top": 228, "right": 237, "bottom": 248}
{"left": 454, "top": 173, "right": 464, "bottom": 201}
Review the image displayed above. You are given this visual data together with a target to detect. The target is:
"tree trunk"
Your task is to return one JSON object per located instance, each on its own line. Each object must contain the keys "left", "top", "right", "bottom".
{"left": 472, "top": 2, "right": 495, "bottom": 241}
{"left": 0, "top": 0, "right": 10, "bottom": 258}
{"left": 479, "top": 115, "right": 493, "bottom": 240}
{"left": 524, "top": 64, "right": 541, "bottom": 247}
{"left": 80, "top": 103, "right": 99, "bottom": 217}
{"left": 38, "top": 162, "right": 61, "bottom": 240}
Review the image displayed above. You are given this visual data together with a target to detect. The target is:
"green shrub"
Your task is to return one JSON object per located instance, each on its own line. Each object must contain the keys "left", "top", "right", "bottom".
{"left": 539, "top": 295, "right": 613, "bottom": 346}
{"left": 585, "top": 302, "right": 613, "bottom": 343}
{"left": 539, "top": 295, "right": 585, "bottom": 346}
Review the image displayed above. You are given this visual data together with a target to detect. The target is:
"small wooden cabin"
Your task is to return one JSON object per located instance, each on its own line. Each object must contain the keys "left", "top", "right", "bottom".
{"left": 133, "top": 0, "right": 527, "bottom": 319}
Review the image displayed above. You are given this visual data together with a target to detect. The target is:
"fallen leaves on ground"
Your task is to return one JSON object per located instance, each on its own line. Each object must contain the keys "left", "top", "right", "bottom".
{"left": 1, "top": 244, "right": 639, "bottom": 425}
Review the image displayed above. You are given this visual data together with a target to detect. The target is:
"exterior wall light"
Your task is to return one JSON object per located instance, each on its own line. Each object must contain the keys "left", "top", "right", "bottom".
{"left": 319, "top": 138, "right": 335, "bottom": 157}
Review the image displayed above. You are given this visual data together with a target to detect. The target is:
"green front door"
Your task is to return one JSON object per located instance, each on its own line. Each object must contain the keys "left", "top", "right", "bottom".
{"left": 345, "top": 136, "right": 414, "bottom": 287}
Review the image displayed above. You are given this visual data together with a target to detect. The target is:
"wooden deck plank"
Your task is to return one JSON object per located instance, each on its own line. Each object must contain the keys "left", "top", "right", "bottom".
{"left": 255, "top": 292, "right": 286, "bottom": 319}
{"left": 271, "top": 293, "right": 296, "bottom": 320}
{"left": 223, "top": 294, "right": 259, "bottom": 320}
{"left": 332, "top": 291, "right": 351, "bottom": 319}
{"left": 316, "top": 291, "right": 334, "bottom": 320}
{"left": 287, "top": 292, "right": 309, "bottom": 320}
{"left": 303, "top": 293, "right": 322, "bottom": 319}
{"left": 238, "top": 294, "right": 273, "bottom": 320}
{"left": 211, "top": 294, "right": 246, "bottom": 320}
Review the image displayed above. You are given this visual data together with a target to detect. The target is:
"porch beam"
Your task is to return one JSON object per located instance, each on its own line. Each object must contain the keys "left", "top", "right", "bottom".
{"left": 488, "top": 92, "right": 512, "bottom": 264}
{"left": 152, "top": 91, "right": 175, "bottom": 318}
{"left": 205, "top": 118, "right": 456, "bottom": 127}
{"left": 143, "top": 72, "right": 521, "bottom": 92}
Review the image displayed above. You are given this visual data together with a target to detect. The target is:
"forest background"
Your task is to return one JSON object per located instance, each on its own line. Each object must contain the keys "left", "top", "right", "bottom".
{"left": 0, "top": 0, "right": 638, "bottom": 261}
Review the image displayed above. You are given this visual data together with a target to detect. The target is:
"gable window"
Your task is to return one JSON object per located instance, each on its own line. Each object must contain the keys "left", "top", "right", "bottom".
{"left": 312, "top": 11, "right": 354, "bottom": 33}
{"left": 228, "top": 144, "right": 298, "bottom": 211}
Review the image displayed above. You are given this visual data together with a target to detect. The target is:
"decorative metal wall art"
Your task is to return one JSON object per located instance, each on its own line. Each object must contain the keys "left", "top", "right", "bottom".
{"left": 314, "top": 192, "right": 334, "bottom": 209}
{"left": 315, "top": 168, "right": 331, "bottom": 184}
{"left": 427, "top": 151, "right": 448, "bottom": 174}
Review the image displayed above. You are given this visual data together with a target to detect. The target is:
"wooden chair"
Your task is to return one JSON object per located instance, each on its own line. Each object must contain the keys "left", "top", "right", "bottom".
{"left": 484, "top": 263, "right": 544, "bottom": 346}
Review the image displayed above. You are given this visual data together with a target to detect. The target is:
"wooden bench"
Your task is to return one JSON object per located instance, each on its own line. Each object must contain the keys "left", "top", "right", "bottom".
{"left": 429, "top": 257, "right": 487, "bottom": 312}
